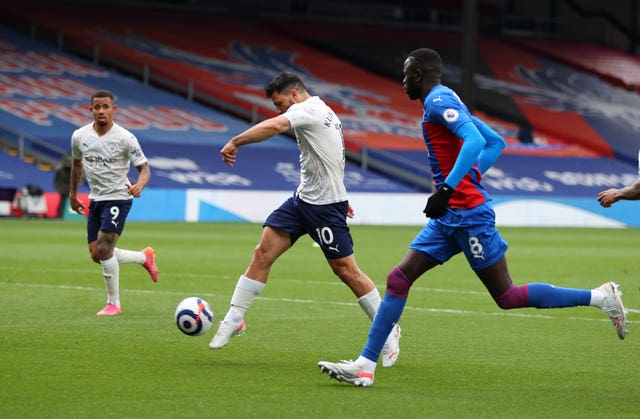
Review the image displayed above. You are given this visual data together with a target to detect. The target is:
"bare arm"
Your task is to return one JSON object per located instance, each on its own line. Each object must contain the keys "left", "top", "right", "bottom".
{"left": 221, "top": 115, "right": 291, "bottom": 167}
{"left": 126, "top": 162, "right": 151, "bottom": 198}
{"left": 69, "top": 158, "right": 85, "bottom": 214}
{"left": 597, "top": 179, "right": 640, "bottom": 207}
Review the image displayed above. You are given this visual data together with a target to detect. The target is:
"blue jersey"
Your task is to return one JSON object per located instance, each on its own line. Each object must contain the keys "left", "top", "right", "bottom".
{"left": 422, "top": 84, "right": 497, "bottom": 210}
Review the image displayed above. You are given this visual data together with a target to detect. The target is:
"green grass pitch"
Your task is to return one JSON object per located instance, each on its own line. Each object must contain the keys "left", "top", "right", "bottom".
{"left": 1, "top": 220, "right": 638, "bottom": 418}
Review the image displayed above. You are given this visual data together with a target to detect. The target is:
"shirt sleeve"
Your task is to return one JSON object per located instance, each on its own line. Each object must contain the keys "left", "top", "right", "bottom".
{"left": 472, "top": 116, "right": 506, "bottom": 174}
{"left": 429, "top": 93, "right": 473, "bottom": 133}
{"left": 444, "top": 121, "right": 485, "bottom": 188}
{"left": 70, "top": 132, "right": 80, "bottom": 159}
{"left": 127, "top": 134, "right": 147, "bottom": 167}
{"left": 283, "top": 103, "right": 312, "bottom": 130}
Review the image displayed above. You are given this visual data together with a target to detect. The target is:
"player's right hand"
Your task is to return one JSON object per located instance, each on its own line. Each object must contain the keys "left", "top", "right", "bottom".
{"left": 69, "top": 196, "right": 85, "bottom": 214}
{"left": 424, "top": 183, "right": 454, "bottom": 218}
{"left": 220, "top": 141, "right": 238, "bottom": 167}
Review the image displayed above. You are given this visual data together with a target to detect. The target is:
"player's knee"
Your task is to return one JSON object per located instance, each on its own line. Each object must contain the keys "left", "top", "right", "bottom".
{"left": 331, "top": 265, "right": 345, "bottom": 279}
{"left": 331, "top": 263, "right": 370, "bottom": 294}
{"left": 252, "top": 242, "right": 271, "bottom": 262}
{"left": 331, "top": 263, "right": 353, "bottom": 283}
{"left": 494, "top": 285, "right": 528, "bottom": 309}
{"left": 386, "top": 267, "right": 411, "bottom": 298}
{"left": 94, "top": 242, "right": 113, "bottom": 260}
{"left": 88, "top": 247, "right": 100, "bottom": 263}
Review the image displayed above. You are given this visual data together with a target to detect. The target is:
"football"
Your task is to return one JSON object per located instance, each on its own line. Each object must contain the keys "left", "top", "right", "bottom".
{"left": 175, "top": 297, "right": 214, "bottom": 336}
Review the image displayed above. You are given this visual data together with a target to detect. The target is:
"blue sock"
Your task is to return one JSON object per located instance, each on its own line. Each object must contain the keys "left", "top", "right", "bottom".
{"left": 361, "top": 294, "right": 406, "bottom": 362}
{"left": 527, "top": 283, "right": 591, "bottom": 308}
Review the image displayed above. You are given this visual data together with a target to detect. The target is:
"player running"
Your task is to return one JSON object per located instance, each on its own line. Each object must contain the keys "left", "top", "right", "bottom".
{"left": 317, "top": 48, "right": 627, "bottom": 387}
{"left": 70, "top": 90, "right": 159, "bottom": 316}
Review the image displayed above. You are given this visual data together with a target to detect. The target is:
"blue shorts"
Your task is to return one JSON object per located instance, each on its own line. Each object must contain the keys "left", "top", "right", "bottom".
{"left": 265, "top": 195, "right": 353, "bottom": 259}
{"left": 86, "top": 200, "right": 133, "bottom": 243}
{"left": 409, "top": 202, "right": 508, "bottom": 270}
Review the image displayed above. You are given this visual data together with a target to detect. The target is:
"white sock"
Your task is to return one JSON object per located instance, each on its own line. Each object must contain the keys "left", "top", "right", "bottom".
{"left": 590, "top": 289, "right": 605, "bottom": 307}
{"left": 114, "top": 248, "right": 145, "bottom": 265}
{"left": 356, "top": 356, "right": 377, "bottom": 372}
{"left": 224, "top": 275, "right": 265, "bottom": 323}
{"left": 357, "top": 288, "right": 381, "bottom": 321}
{"left": 100, "top": 256, "right": 120, "bottom": 307}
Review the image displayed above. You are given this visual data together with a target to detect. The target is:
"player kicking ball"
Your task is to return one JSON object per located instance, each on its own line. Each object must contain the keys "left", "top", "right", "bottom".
{"left": 209, "top": 72, "right": 401, "bottom": 366}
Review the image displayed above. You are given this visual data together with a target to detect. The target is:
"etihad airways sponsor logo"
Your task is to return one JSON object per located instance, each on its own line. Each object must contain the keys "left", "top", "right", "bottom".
{"left": 85, "top": 156, "right": 117, "bottom": 164}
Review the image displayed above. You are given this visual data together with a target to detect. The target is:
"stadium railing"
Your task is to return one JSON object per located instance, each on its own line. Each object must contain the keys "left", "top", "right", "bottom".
{"left": 0, "top": 125, "right": 66, "bottom": 168}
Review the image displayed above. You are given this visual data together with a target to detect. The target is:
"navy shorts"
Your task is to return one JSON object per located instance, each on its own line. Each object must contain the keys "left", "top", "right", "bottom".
{"left": 265, "top": 195, "right": 353, "bottom": 259}
{"left": 409, "top": 201, "right": 508, "bottom": 270}
{"left": 86, "top": 200, "right": 133, "bottom": 243}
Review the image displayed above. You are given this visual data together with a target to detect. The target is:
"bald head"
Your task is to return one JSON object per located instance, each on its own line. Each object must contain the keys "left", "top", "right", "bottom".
{"left": 402, "top": 48, "right": 443, "bottom": 101}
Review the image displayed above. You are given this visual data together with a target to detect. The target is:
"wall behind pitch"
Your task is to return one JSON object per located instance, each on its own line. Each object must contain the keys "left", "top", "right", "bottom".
{"left": 125, "top": 188, "right": 638, "bottom": 227}
{"left": 127, "top": 189, "right": 187, "bottom": 222}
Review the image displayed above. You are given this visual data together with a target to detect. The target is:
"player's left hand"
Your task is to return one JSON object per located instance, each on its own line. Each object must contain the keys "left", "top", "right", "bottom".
{"left": 126, "top": 182, "right": 142, "bottom": 198}
{"left": 424, "top": 183, "right": 454, "bottom": 218}
{"left": 347, "top": 204, "right": 354, "bottom": 219}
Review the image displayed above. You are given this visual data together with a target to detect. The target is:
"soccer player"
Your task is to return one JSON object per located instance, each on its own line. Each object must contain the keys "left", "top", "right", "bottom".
{"left": 69, "top": 90, "right": 159, "bottom": 316}
{"left": 317, "top": 48, "right": 628, "bottom": 387}
{"left": 597, "top": 153, "right": 640, "bottom": 207}
{"left": 209, "top": 71, "right": 401, "bottom": 367}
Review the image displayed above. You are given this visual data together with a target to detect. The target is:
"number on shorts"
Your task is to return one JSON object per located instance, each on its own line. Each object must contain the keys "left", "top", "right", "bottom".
{"left": 110, "top": 206, "right": 120, "bottom": 220}
{"left": 468, "top": 236, "right": 485, "bottom": 259}
{"left": 314, "top": 226, "right": 334, "bottom": 246}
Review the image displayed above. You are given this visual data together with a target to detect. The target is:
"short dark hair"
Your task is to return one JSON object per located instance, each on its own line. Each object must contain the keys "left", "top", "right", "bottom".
{"left": 91, "top": 90, "right": 115, "bottom": 103}
{"left": 264, "top": 72, "right": 307, "bottom": 97}
{"left": 407, "top": 48, "right": 442, "bottom": 79}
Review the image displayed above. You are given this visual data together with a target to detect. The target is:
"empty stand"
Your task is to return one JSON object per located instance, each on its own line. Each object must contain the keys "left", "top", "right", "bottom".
{"left": 2, "top": 2, "right": 639, "bottom": 203}
{"left": 260, "top": 17, "right": 640, "bottom": 165}
{"left": 0, "top": 23, "right": 415, "bottom": 199}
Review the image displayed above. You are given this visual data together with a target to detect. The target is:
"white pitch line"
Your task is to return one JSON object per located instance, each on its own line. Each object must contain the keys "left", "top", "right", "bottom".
{"left": 1, "top": 281, "right": 635, "bottom": 321}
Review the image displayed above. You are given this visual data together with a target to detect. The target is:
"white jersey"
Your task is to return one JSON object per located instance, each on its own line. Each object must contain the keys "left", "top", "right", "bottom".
{"left": 282, "top": 96, "right": 348, "bottom": 204}
{"left": 71, "top": 122, "right": 147, "bottom": 201}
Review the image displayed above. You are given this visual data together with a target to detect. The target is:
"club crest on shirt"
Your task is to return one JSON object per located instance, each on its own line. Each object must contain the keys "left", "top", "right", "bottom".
{"left": 106, "top": 141, "right": 120, "bottom": 156}
{"left": 443, "top": 108, "right": 459, "bottom": 123}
